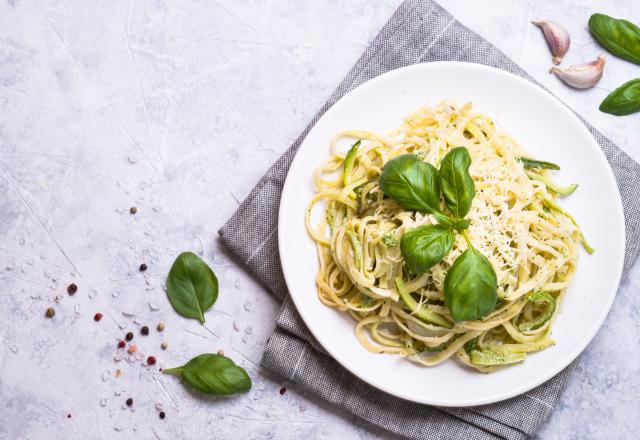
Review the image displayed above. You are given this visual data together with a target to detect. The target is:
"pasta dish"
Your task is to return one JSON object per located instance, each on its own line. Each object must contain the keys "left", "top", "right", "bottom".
{"left": 305, "top": 101, "right": 591, "bottom": 372}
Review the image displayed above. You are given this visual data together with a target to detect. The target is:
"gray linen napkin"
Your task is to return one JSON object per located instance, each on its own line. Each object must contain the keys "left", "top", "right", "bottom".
{"left": 219, "top": 1, "right": 640, "bottom": 438}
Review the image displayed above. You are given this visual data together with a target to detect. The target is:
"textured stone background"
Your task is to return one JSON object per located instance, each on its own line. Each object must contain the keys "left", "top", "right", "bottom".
{"left": 0, "top": 1, "right": 638, "bottom": 439}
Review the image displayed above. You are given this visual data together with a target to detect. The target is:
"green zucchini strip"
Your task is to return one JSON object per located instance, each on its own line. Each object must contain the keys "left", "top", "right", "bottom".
{"left": 343, "top": 140, "right": 361, "bottom": 187}
{"left": 526, "top": 170, "right": 577, "bottom": 196}
{"left": 518, "top": 157, "right": 561, "bottom": 170}
{"left": 394, "top": 277, "right": 452, "bottom": 328}
{"left": 469, "top": 339, "right": 554, "bottom": 366}
{"left": 543, "top": 198, "right": 594, "bottom": 254}
{"left": 345, "top": 230, "right": 363, "bottom": 270}
{"left": 518, "top": 291, "right": 556, "bottom": 331}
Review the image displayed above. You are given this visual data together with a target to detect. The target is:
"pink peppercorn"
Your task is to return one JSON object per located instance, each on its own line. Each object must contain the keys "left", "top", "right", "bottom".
{"left": 117, "top": 340, "right": 126, "bottom": 349}
{"left": 147, "top": 356, "right": 157, "bottom": 365}
{"left": 94, "top": 313, "right": 103, "bottom": 322}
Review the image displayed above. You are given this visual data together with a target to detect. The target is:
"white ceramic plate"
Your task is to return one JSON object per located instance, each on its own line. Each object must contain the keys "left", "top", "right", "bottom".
{"left": 278, "top": 62, "right": 625, "bottom": 406}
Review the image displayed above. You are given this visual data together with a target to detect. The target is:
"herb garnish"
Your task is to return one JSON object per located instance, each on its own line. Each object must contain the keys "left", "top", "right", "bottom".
{"left": 166, "top": 252, "right": 219, "bottom": 323}
{"left": 163, "top": 353, "right": 252, "bottom": 395}
{"left": 379, "top": 147, "right": 498, "bottom": 321}
{"left": 599, "top": 78, "right": 640, "bottom": 116}
{"left": 589, "top": 13, "right": 640, "bottom": 65}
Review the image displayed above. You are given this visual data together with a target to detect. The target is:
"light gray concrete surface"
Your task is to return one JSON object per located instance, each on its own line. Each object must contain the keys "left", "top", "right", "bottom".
{"left": 0, "top": 1, "right": 639, "bottom": 439}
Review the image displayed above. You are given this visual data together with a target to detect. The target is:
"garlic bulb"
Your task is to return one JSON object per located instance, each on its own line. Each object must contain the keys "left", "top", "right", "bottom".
{"left": 533, "top": 20, "right": 570, "bottom": 65}
{"left": 549, "top": 54, "right": 606, "bottom": 89}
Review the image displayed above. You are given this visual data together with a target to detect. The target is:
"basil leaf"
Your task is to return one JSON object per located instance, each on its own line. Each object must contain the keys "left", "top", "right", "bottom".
{"left": 599, "top": 78, "right": 640, "bottom": 116}
{"left": 379, "top": 154, "right": 441, "bottom": 213}
{"left": 163, "top": 354, "right": 251, "bottom": 395}
{"left": 439, "top": 147, "right": 475, "bottom": 219}
{"left": 400, "top": 224, "right": 454, "bottom": 274}
{"left": 166, "top": 252, "right": 218, "bottom": 323}
{"left": 589, "top": 13, "right": 640, "bottom": 65}
{"left": 444, "top": 248, "right": 497, "bottom": 321}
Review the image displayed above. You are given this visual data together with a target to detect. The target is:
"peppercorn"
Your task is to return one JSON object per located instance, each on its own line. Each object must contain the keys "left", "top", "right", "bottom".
{"left": 125, "top": 332, "right": 134, "bottom": 341}
{"left": 129, "top": 206, "right": 137, "bottom": 214}
{"left": 159, "top": 411, "right": 165, "bottom": 420}
{"left": 147, "top": 356, "right": 156, "bottom": 365}
{"left": 67, "top": 283, "right": 78, "bottom": 295}
{"left": 117, "top": 340, "right": 126, "bottom": 349}
{"left": 139, "top": 263, "right": 147, "bottom": 272}
{"left": 217, "top": 349, "right": 224, "bottom": 356}
{"left": 156, "top": 322, "right": 165, "bottom": 332}
{"left": 279, "top": 386, "right": 287, "bottom": 395}
{"left": 126, "top": 398, "right": 133, "bottom": 407}
{"left": 160, "top": 341, "right": 168, "bottom": 350}
{"left": 140, "top": 326, "right": 149, "bottom": 336}
{"left": 94, "top": 313, "right": 103, "bottom": 322}
{"left": 45, "top": 307, "right": 55, "bottom": 318}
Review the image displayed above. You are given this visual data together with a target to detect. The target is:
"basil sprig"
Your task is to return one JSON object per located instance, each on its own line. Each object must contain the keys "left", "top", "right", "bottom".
{"left": 588, "top": 13, "right": 640, "bottom": 65}
{"left": 163, "top": 353, "right": 252, "bottom": 395}
{"left": 599, "top": 78, "right": 640, "bottom": 116}
{"left": 166, "top": 252, "right": 219, "bottom": 323}
{"left": 379, "top": 147, "right": 498, "bottom": 321}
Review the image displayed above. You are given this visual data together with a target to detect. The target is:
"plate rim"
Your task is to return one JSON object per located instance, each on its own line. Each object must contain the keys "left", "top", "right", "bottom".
{"left": 277, "top": 61, "right": 625, "bottom": 406}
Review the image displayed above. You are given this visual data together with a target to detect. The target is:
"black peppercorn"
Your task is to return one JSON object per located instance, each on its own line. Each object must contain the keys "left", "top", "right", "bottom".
{"left": 159, "top": 411, "right": 165, "bottom": 419}
{"left": 141, "top": 326, "right": 149, "bottom": 336}
{"left": 129, "top": 206, "right": 137, "bottom": 214}
{"left": 126, "top": 397, "right": 133, "bottom": 407}
{"left": 67, "top": 283, "right": 78, "bottom": 295}
{"left": 125, "top": 332, "right": 134, "bottom": 341}
{"left": 45, "top": 307, "right": 55, "bottom": 318}
{"left": 139, "top": 263, "right": 147, "bottom": 272}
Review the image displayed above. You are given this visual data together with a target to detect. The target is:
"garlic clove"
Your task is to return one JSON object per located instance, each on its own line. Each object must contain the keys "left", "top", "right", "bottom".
{"left": 533, "top": 20, "right": 571, "bottom": 65}
{"left": 549, "top": 53, "right": 606, "bottom": 89}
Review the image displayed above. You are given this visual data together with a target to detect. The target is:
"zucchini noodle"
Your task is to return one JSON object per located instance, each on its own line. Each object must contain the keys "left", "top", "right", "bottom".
{"left": 306, "top": 100, "right": 583, "bottom": 372}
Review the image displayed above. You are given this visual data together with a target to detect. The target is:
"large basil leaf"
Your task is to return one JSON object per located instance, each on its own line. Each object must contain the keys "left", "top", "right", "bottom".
{"left": 166, "top": 252, "right": 218, "bottom": 323}
{"left": 439, "top": 147, "right": 475, "bottom": 219}
{"left": 599, "top": 78, "right": 640, "bottom": 116}
{"left": 444, "top": 248, "right": 497, "bottom": 321}
{"left": 163, "top": 354, "right": 251, "bottom": 395}
{"left": 589, "top": 13, "right": 640, "bottom": 65}
{"left": 379, "top": 154, "right": 441, "bottom": 213}
{"left": 400, "top": 224, "right": 454, "bottom": 274}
